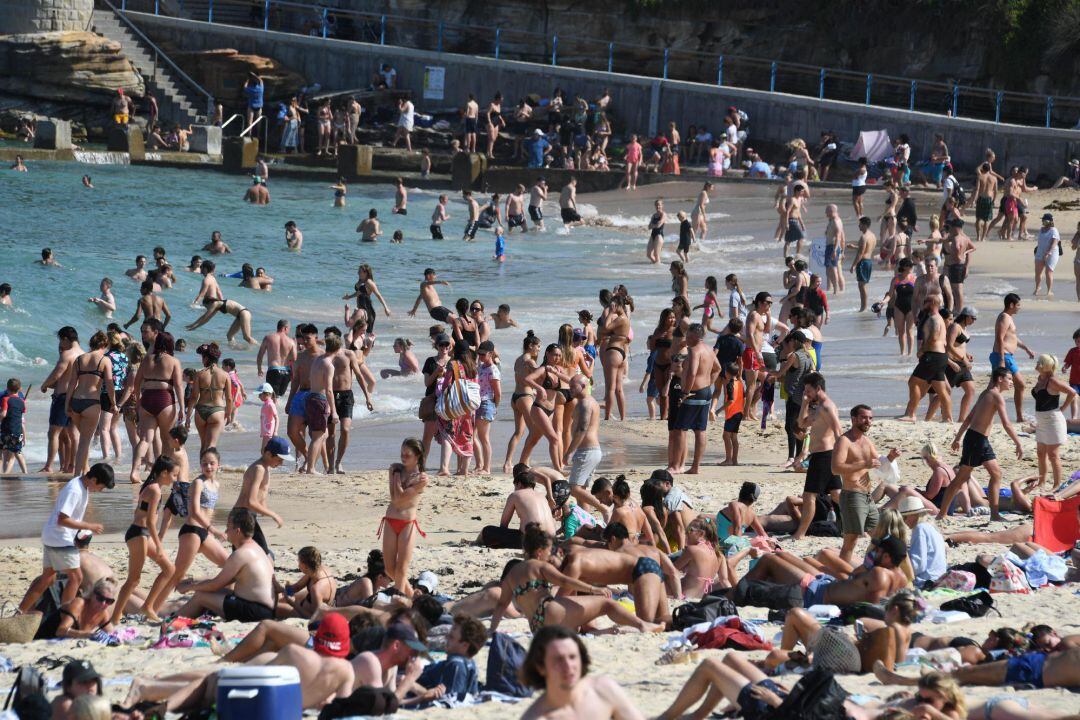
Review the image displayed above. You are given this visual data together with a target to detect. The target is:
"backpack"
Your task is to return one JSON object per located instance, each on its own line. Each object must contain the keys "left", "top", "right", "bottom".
{"left": 483, "top": 632, "right": 532, "bottom": 698}
{"left": 774, "top": 668, "right": 849, "bottom": 720}
{"left": 940, "top": 590, "right": 998, "bottom": 618}
{"left": 730, "top": 577, "right": 803, "bottom": 610}
{"left": 951, "top": 180, "right": 967, "bottom": 207}
{"left": 671, "top": 592, "right": 739, "bottom": 630}
{"left": 318, "top": 687, "right": 399, "bottom": 718}
{"left": 435, "top": 361, "right": 481, "bottom": 421}
{"left": 3, "top": 665, "right": 49, "bottom": 720}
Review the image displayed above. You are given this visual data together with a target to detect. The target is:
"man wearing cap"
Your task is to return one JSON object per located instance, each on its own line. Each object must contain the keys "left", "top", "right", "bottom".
{"left": 942, "top": 218, "right": 974, "bottom": 311}
{"left": 671, "top": 324, "right": 721, "bottom": 475}
{"left": 528, "top": 177, "right": 548, "bottom": 230}
{"left": 848, "top": 216, "right": 877, "bottom": 312}
{"left": 234, "top": 438, "right": 291, "bottom": 556}
{"left": 833, "top": 404, "right": 900, "bottom": 563}
{"left": 52, "top": 659, "right": 104, "bottom": 719}
{"left": 350, "top": 622, "right": 430, "bottom": 699}
{"left": 257, "top": 319, "right": 296, "bottom": 398}
{"left": 527, "top": 129, "right": 551, "bottom": 169}
{"left": 1035, "top": 212, "right": 1062, "bottom": 297}
{"left": 991, "top": 292, "right": 1035, "bottom": 423}
{"left": 898, "top": 496, "right": 947, "bottom": 586}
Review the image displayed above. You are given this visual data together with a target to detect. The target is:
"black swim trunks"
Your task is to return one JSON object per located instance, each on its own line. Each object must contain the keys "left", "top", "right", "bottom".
{"left": 508, "top": 213, "right": 526, "bottom": 229}
{"left": 528, "top": 205, "right": 543, "bottom": 223}
{"left": 673, "top": 387, "right": 712, "bottom": 432}
{"left": 222, "top": 592, "right": 274, "bottom": 623}
{"left": 463, "top": 221, "right": 479, "bottom": 239}
{"left": 265, "top": 367, "right": 291, "bottom": 397}
{"left": 804, "top": 450, "right": 841, "bottom": 494}
{"left": 560, "top": 207, "right": 582, "bottom": 223}
{"left": 946, "top": 363, "right": 973, "bottom": 387}
{"left": 912, "top": 351, "right": 949, "bottom": 383}
{"left": 429, "top": 305, "right": 452, "bottom": 323}
{"left": 333, "top": 389, "right": 355, "bottom": 420}
{"left": 946, "top": 263, "right": 966, "bottom": 285}
{"left": 49, "top": 393, "right": 70, "bottom": 428}
{"left": 959, "top": 429, "right": 995, "bottom": 468}
{"left": 430, "top": 223, "right": 444, "bottom": 240}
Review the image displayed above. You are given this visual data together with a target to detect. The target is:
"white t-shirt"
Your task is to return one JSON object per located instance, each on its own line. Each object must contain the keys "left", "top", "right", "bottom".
{"left": 1036, "top": 227, "right": 1060, "bottom": 258}
{"left": 478, "top": 362, "right": 501, "bottom": 401}
{"left": 398, "top": 101, "right": 415, "bottom": 130}
{"left": 942, "top": 175, "right": 957, "bottom": 204}
{"left": 728, "top": 289, "right": 747, "bottom": 320}
{"left": 725, "top": 124, "right": 738, "bottom": 145}
{"left": 852, "top": 169, "right": 867, "bottom": 187}
{"left": 41, "top": 476, "right": 89, "bottom": 547}
{"left": 380, "top": 68, "right": 397, "bottom": 88}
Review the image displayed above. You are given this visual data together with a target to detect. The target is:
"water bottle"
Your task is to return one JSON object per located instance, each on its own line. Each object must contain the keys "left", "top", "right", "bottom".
{"left": 826, "top": 508, "right": 836, "bottom": 523}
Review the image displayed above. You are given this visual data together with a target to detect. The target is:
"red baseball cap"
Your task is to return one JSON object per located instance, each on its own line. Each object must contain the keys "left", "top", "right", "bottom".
{"left": 312, "top": 613, "right": 350, "bottom": 658}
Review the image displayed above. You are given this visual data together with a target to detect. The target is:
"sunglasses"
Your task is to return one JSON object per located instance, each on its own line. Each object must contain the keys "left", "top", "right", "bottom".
{"left": 95, "top": 592, "right": 116, "bottom": 605}
{"left": 470, "top": 307, "right": 483, "bottom": 312}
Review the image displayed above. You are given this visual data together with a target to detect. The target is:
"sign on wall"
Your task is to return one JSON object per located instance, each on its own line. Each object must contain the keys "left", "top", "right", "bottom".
{"left": 423, "top": 66, "right": 445, "bottom": 100}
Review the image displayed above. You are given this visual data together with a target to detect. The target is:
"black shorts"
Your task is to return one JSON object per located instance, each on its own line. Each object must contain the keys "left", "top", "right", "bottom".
{"left": 222, "top": 593, "right": 274, "bottom": 623}
{"left": 561, "top": 207, "right": 581, "bottom": 223}
{"left": 49, "top": 393, "right": 70, "bottom": 427}
{"left": 464, "top": 116, "right": 478, "bottom": 133}
{"left": 480, "top": 525, "right": 524, "bottom": 549}
{"left": 946, "top": 364, "right": 973, "bottom": 387}
{"left": 852, "top": 185, "right": 868, "bottom": 198}
{"left": 508, "top": 213, "right": 526, "bottom": 229}
{"left": 463, "top": 221, "right": 479, "bottom": 239}
{"left": 960, "top": 429, "right": 995, "bottom": 468}
{"left": 429, "top": 305, "right": 452, "bottom": 322}
{"left": 946, "top": 263, "right": 966, "bottom": 284}
{"left": 912, "top": 351, "right": 949, "bottom": 383}
{"left": 673, "top": 388, "right": 712, "bottom": 432}
{"left": 333, "top": 389, "right": 355, "bottom": 420}
{"left": 265, "top": 367, "right": 291, "bottom": 397}
{"left": 393, "top": 207, "right": 408, "bottom": 216}
{"left": 804, "top": 450, "right": 841, "bottom": 494}
{"left": 528, "top": 205, "right": 543, "bottom": 222}
{"left": 178, "top": 524, "right": 209, "bottom": 543}
{"left": 723, "top": 413, "right": 743, "bottom": 433}
{"left": 251, "top": 517, "right": 271, "bottom": 556}
{"left": 430, "top": 223, "right": 444, "bottom": 240}
{"left": 785, "top": 220, "right": 804, "bottom": 243}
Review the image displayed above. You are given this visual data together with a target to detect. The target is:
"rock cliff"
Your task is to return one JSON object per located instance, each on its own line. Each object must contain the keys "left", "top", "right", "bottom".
{"left": 167, "top": 48, "right": 306, "bottom": 107}
{"left": 0, "top": 31, "right": 144, "bottom": 105}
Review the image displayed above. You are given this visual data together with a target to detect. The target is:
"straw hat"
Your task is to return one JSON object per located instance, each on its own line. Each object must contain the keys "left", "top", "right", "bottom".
{"left": 897, "top": 495, "right": 931, "bottom": 517}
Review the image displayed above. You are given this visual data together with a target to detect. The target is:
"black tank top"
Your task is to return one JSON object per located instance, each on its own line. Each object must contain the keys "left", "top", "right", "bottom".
{"left": 1032, "top": 385, "right": 1059, "bottom": 412}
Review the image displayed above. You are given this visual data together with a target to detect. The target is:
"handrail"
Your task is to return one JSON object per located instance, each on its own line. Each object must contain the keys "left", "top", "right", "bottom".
{"left": 220, "top": 113, "right": 241, "bottom": 129}
{"left": 100, "top": 0, "right": 215, "bottom": 118}
{"left": 240, "top": 114, "right": 264, "bottom": 137}
{"left": 131, "top": 0, "right": 1080, "bottom": 129}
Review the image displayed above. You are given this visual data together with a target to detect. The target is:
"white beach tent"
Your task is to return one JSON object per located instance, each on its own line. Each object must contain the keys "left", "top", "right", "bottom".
{"left": 848, "top": 130, "right": 892, "bottom": 163}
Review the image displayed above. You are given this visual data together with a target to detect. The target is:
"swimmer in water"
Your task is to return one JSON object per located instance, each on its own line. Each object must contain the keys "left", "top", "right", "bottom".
{"left": 82, "top": 175, "right": 93, "bottom": 188}
{"left": 0, "top": 283, "right": 12, "bottom": 307}
{"left": 202, "top": 231, "right": 232, "bottom": 256}
{"left": 126, "top": 255, "right": 148, "bottom": 282}
{"left": 392, "top": 177, "right": 407, "bottom": 215}
{"left": 491, "top": 303, "right": 519, "bottom": 329}
{"left": 284, "top": 221, "right": 303, "bottom": 252}
{"left": 36, "top": 248, "right": 61, "bottom": 267}
{"left": 88, "top": 277, "right": 116, "bottom": 318}
{"left": 244, "top": 175, "right": 269, "bottom": 205}
{"left": 10, "top": 155, "right": 27, "bottom": 171}
{"left": 356, "top": 209, "right": 381, "bottom": 242}
{"left": 330, "top": 179, "right": 346, "bottom": 208}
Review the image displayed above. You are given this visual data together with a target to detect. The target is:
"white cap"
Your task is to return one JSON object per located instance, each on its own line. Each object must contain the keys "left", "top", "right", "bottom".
{"left": 257, "top": 382, "right": 274, "bottom": 394}
{"left": 416, "top": 570, "right": 438, "bottom": 594}
{"left": 533, "top": 128, "right": 544, "bottom": 137}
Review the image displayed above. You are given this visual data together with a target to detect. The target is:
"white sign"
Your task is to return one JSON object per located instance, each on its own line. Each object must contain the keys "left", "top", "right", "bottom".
{"left": 423, "top": 66, "right": 445, "bottom": 101}
{"left": 808, "top": 236, "right": 827, "bottom": 278}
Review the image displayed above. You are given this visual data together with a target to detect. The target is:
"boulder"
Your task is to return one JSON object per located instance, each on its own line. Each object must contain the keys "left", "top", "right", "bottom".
{"left": 169, "top": 48, "right": 305, "bottom": 108}
{"left": 0, "top": 31, "right": 144, "bottom": 107}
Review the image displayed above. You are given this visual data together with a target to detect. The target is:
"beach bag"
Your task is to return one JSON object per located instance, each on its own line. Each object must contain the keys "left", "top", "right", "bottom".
{"left": 435, "top": 362, "right": 480, "bottom": 421}
{"left": 318, "top": 687, "right": 398, "bottom": 718}
{"left": 940, "top": 590, "right": 997, "bottom": 618}
{"left": 688, "top": 617, "right": 770, "bottom": 651}
{"left": 671, "top": 593, "right": 739, "bottom": 630}
{"left": 988, "top": 556, "right": 1030, "bottom": 594}
{"left": 951, "top": 181, "right": 967, "bottom": 207}
{"left": 484, "top": 632, "right": 531, "bottom": 698}
{"left": 935, "top": 570, "right": 976, "bottom": 592}
{"left": 0, "top": 612, "right": 41, "bottom": 645}
{"left": 730, "top": 577, "right": 802, "bottom": 610}
{"left": 774, "top": 668, "right": 849, "bottom": 720}
{"left": 3, "top": 665, "right": 49, "bottom": 720}
{"left": 417, "top": 394, "right": 437, "bottom": 422}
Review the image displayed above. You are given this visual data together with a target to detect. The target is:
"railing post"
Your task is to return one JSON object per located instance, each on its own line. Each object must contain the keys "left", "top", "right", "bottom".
{"left": 1045, "top": 96, "right": 1053, "bottom": 128}
{"left": 321, "top": 8, "right": 327, "bottom": 38}
{"left": 437, "top": 21, "right": 443, "bottom": 53}
{"left": 379, "top": 15, "right": 385, "bottom": 44}
{"left": 263, "top": 0, "right": 269, "bottom": 31}
{"left": 994, "top": 91, "right": 1003, "bottom": 123}
{"left": 494, "top": 28, "right": 500, "bottom": 59}
{"left": 607, "top": 42, "right": 613, "bottom": 73}
{"left": 951, "top": 83, "right": 959, "bottom": 117}
{"left": 909, "top": 81, "right": 916, "bottom": 111}
{"left": 121, "top": 0, "right": 125, "bottom": 10}
{"left": 818, "top": 68, "right": 825, "bottom": 100}
{"left": 551, "top": 34, "right": 557, "bottom": 66}
{"left": 207, "top": 0, "right": 213, "bottom": 23}
{"left": 865, "top": 74, "right": 872, "bottom": 105}
{"left": 770, "top": 61, "right": 777, "bottom": 92}
{"left": 154, "top": 0, "right": 159, "bottom": 14}
{"left": 663, "top": 48, "right": 669, "bottom": 80}
{"left": 717, "top": 56, "right": 723, "bottom": 86}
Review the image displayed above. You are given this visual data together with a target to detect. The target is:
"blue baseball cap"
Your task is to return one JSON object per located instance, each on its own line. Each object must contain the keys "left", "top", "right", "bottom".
{"left": 264, "top": 437, "right": 294, "bottom": 461}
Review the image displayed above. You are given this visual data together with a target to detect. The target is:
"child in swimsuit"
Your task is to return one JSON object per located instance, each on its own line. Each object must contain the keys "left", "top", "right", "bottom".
{"left": 380, "top": 438, "right": 429, "bottom": 595}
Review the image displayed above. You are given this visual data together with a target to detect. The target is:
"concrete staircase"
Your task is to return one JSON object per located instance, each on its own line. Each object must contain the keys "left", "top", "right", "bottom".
{"left": 92, "top": 8, "right": 208, "bottom": 126}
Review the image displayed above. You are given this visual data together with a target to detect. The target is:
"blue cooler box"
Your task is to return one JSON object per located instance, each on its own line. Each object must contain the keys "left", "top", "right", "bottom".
{"left": 216, "top": 666, "right": 302, "bottom": 720}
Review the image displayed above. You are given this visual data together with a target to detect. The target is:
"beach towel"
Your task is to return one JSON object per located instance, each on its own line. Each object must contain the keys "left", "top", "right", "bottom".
{"left": 1032, "top": 494, "right": 1080, "bottom": 553}
{"left": 688, "top": 617, "right": 771, "bottom": 652}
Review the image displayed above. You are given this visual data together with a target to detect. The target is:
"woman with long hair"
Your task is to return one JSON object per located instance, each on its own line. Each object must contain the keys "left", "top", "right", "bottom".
{"left": 112, "top": 455, "right": 177, "bottom": 623}
{"left": 145, "top": 446, "right": 228, "bottom": 616}
{"left": 502, "top": 331, "right": 541, "bottom": 474}
{"left": 598, "top": 296, "right": 631, "bottom": 421}
{"left": 435, "top": 343, "right": 478, "bottom": 476}
{"left": 647, "top": 309, "right": 677, "bottom": 419}
{"left": 96, "top": 329, "right": 129, "bottom": 461}
{"left": 118, "top": 342, "right": 146, "bottom": 469}
{"left": 671, "top": 295, "right": 692, "bottom": 356}
{"left": 669, "top": 261, "right": 689, "bottom": 301}
{"left": 557, "top": 323, "right": 591, "bottom": 449}
{"left": 192, "top": 342, "right": 233, "bottom": 455}
{"left": 673, "top": 516, "right": 723, "bottom": 598}
{"left": 342, "top": 263, "right": 391, "bottom": 334}
{"left": 65, "top": 331, "right": 116, "bottom": 477}
{"left": 519, "top": 344, "right": 571, "bottom": 472}
{"left": 381, "top": 438, "right": 429, "bottom": 594}
{"left": 129, "top": 332, "right": 183, "bottom": 483}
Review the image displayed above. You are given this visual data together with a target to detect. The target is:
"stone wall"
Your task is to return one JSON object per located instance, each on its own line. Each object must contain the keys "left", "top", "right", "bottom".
{"left": 2, "top": 0, "right": 95, "bottom": 34}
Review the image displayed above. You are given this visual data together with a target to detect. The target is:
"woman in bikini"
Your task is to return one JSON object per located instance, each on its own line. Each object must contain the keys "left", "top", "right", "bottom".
{"left": 191, "top": 343, "right": 233, "bottom": 455}
{"left": 557, "top": 323, "right": 591, "bottom": 450}
{"left": 470, "top": 300, "right": 491, "bottom": 346}
{"left": 278, "top": 546, "right": 336, "bottom": 619}
{"left": 65, "top": 331, "right": 116, "bottom": 477}
{"left": 118, "top": 341, "right": 146, "bottom": 470}
{"left": 609, "top": 476, "right": 654, "bottom": 545}
{"left": 599, "top": 296, "right": 631, "bottom": 421}
{"left": 693, "top": 275, "right": 720, "bottom": 333}
{"left": 489, "top": 524, "right": 663, "bottom": 635}
{"left": 146, "top": 446, "right": 228, "bottom": 616}
{"left": 32, "top": 577, "right": 117, "bottom": 640}
{"left": 669, "top": 261, "right": 689, "bottom": 302}
{"left": 112, "top": 455, "right": 177, "bottom": 624}
{"left": 186, "top": 290, "right": 256, "bottom": 346}
{"left": 502, "top": 331, "right": 541, "bottom": 474}
{"left": 128, "top": 332, "right": 183, "bottom": 483}
{"left": 520, "top": 344, "right": 571, "bottom": 473}
{"left": 381, "top": 438, "right": 428, "bottom": 594}
{"left": 452, "top": 297, "right": 480, "bottom": 350}
{"left": 672, "top": 516, "right": 723, "bottom": 599}
{"left": 342, "top": 264, "right": 391, "bottom": 334}
{"left": 647, "top": 309, "right": 677, "bottom": 420}
{"left": 334, "top": 549, "right": 393, "bottom": 607}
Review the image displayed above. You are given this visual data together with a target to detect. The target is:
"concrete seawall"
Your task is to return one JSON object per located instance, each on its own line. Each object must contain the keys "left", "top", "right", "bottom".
{"left": 132, "top": 13, "right": 1080, "bottom": 178}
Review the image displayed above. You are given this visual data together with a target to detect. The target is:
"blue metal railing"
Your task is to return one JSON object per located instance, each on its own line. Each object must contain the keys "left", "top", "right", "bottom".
{"left": 119, "top": 0, "right": 1080, "bottom": 131}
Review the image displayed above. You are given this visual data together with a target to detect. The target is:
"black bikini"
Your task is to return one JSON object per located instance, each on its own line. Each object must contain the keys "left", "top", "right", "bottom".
{"left": 70, "top": 358, "right": 106, "bottom": 413}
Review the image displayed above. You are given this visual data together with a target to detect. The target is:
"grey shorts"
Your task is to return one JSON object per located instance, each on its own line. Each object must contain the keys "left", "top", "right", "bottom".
{"left": 839, "top": 489, "right": 879, "bottom": 535}
{"left": 568, "top": 447, "right": 603, "bottom": 487}
{"left": 43, "top": 545, "right": 80, "bottom": 571}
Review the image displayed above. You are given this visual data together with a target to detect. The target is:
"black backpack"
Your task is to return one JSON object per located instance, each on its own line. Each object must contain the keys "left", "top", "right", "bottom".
{"left": 941, "top": 590, "right": 998, "bottom": 618}
{"left": 775, "top": 668, "right": 849, "bottom": 720}
{"left": 951, "top": 180, "right": 967, "bottom": 207}
{"left": 4, "top": 665, "right": 50, "bottom": 720}
{"left": 730, "top": 577, "right": 803, "bottom": 610}
{"left": 318, "top": 686, "right": 399, "bottom": 718}
{"left": 671, "top": 592, "right": 739, "bottom": 630}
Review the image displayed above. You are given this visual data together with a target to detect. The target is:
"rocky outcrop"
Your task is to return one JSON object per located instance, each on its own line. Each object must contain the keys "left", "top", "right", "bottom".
{"left": 168, "top": 48, "right": 305, "bottom": 106}
{"left": 0, "top": 31, "right": 144, "bottom": 106}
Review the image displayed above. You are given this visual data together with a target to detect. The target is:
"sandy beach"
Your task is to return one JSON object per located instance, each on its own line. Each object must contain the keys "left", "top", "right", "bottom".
{"left": 1, "top": 178, "right": 1079, "bottom": 717}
